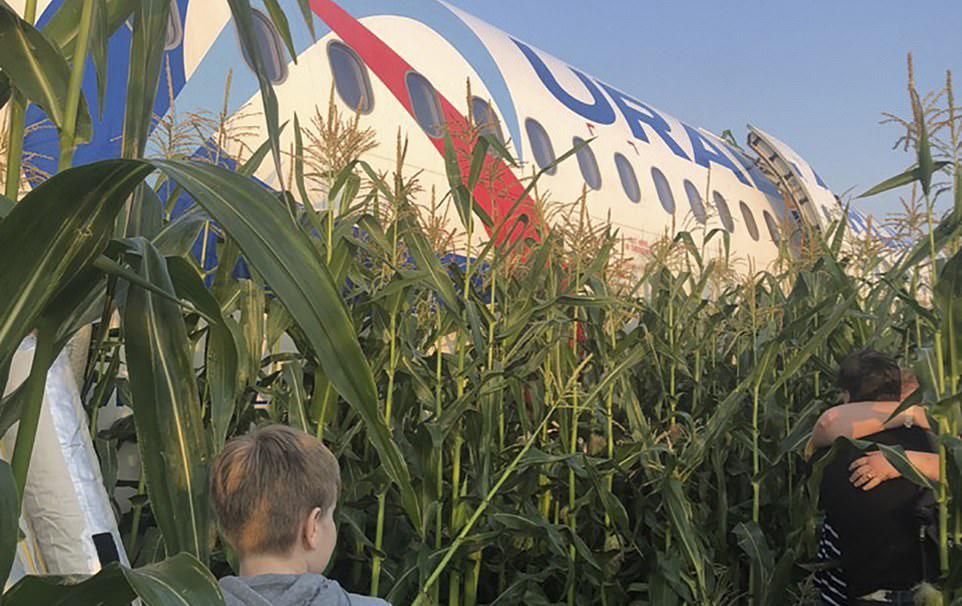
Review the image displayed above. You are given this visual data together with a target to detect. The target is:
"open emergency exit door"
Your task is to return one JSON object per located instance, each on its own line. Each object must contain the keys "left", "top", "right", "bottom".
{"left": 747, "top": 124, "right": 842, "bottom": 235}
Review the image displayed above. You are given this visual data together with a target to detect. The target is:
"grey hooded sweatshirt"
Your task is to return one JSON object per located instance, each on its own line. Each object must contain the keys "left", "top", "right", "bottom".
{"left": 220, "top": 574, "right": 391, "bottom": 606}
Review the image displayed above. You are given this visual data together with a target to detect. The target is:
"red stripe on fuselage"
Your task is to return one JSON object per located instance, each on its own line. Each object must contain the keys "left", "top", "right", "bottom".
{"left": 309, "top": 0, "right": 541, "bottom": 245}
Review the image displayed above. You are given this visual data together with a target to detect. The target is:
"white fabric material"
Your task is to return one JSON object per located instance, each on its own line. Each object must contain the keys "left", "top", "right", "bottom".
{"left": 2, "top": 335, "right": 126, "bottom": 587}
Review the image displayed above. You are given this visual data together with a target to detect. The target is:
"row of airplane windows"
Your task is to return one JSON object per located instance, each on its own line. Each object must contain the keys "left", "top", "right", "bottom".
{"left": 326, "top": 40, "right": 784, "bottom": 245}
{"left": 232, "top": 14, "right": 782, "bottom": 244}
{"left": 524, "top": 117, "right": 778, "bottom": 242}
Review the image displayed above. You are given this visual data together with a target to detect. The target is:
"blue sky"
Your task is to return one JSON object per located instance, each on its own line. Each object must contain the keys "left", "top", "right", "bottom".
{"left": 448, "top": 1, "right": 962, "bottom": 219}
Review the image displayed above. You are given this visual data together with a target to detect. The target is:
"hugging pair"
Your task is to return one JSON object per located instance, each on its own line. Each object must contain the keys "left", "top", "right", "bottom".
{"left": 810, "top": 350, "right": 940, "bottom": 606}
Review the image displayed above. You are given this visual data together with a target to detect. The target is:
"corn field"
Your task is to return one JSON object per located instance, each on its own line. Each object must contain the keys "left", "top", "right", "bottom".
{"left": 1, "top": 2, "right": 962, "bottom": 605}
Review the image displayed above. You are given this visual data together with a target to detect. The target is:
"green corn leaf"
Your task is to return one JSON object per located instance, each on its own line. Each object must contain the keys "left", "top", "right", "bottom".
{"left": 395, "top": 199, "right": 462, "bottom": 313}
{"left": 805, "top": 436, "right": 916, "bottom": 513}
{"left": 442, "top": 137, "right": 471, "bottom": 230}
{"left": 0, "top": 69, "right": 10, "bottom": 110}
{"left": 7, "top": 325, "right": 59, "bottom": 500}
{"left": 0, "top": 383, "right": 26, "bottom": 438}
{"left": 22, "top": 0, "right": 113, "bottom": 115}
{"left": 238, "top": 279, "right": 265, "bottom": 386}
{"left": 944, "top": 436, "right": 962, "bottom": 507}
{"left": 212, "top": 237, "right": 242, "bottom": 307}
{"left": 764, "top": 549, "right": 796, "bottom": 606}
{"left": 491, "top": 513, "right": 569, "bottom": 561}
{"left": 165, "top": 255, "right": 225, "bottom": 323}
{"left": 265, "top": 298, "right": 294, "bottom": 351}
{"left": 88, "top": 351, "right": 121, "bottom": 418}
{"left": 955, "top": 162, "right": 962, "bottom": 216}
{"left": 295, "top": 0, "right": 316, "bottom": 38}
{"left": 226, "top": 0, "right": 286, "bottom": 197}
{"left": 88, "top": 0, "right": 109, "bottom": 116}
{"left": 165, "top": 255, "right": 242, "bottom": 450}
{"left": 44, "top": 266, "right": 107, "bottom": 347}
{"left": 126, "top": 184, "right": 165, "bottom": 239}
{"left": 152, "top": 206, "right": 207, "bottom": 257}
{"left": 935, "top": 249, "right": 962, "bottom": 378}
{"left": 663, "top": 476, "right": 707, "bottom": 597}
{"left": 876, "top": 443, "right": 936, "bottom": 492}
{"left": 858, "top": 161, "right": 950, "bottom": 199}
{"left": 124, "top": 240, "right": 210, "bottom": 562}
{"left": 0, "top": 160, "right": 152, "bottom": 373}
{"left": 281, "top": 362, "right": 310, "bottom": 432}
{"left": 733, "top": 521, "right": 774, "bottom": 575}
{"left": 42, "top": 0, "right": 137, "bottom": 64}
{"left": 150, "top": 159, "right": 421, "bottom": 530}
{"left": 329, "top": 160, "right": 361, "bottom": 213}
{"left": 208, "top": 315, "right": 244, "bottom": 450}
{"left": 1, "top": 552, "right": 224, "bottom": 606}
{"left": 0, "top": 459, "right": 18, "bottom": 589}
{"left": 120, "top": 0, "right": 168, "bottom": 161}
{"left": 888, "top": 206, "right": 961, "bottom": 279}
{"left": 93, "top": 435, "right": 118, "bottom": 506}
{"left": 92, "top": 255, "right": 202, "bottom": 319}
{"left": 880, "top": 385, "right": 925, "bottom": 429}
{"left": 467, "top": 136, "right": 489, "bottom": 192}
{"left": 482, "top": 132, "right": 517, "bottom": 168}
{"left": 583, "top": 459, "right": 632, "bottom": 539}
{"left": 767, "top": 292, "right": 856, "bottom": 397}
{"left": 648, "top": 569, "right": 684, "bottom": 606}
{"left": 262, "top": 0, "right": 298, "bottom": 65}
{"left": 776, "top": 397, "right": 825, "bottom": 457}
{"left": 829, "top": 209, "right": 848, "bottom": 255}
{"left": 913, "top": 89, "right": 936, "bottom": 197}
{"left": 0, "top": 3, "right": 93, "bottom": 142}
{"left": 509, "top": 137, "right": 587, "bottom": 226}
{"left": 292, "top": 113, "right": 311, "bottom": 204}
{"left": 241, "top": 123, "right": 287, "bottom": 178}
{"left": 123, "top": 552, "right": 224, "bottom": 605}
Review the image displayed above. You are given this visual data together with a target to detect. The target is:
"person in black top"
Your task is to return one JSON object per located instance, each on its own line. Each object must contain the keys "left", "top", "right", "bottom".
{"left": 811, "top": 350, "right": 939, "bottom": 605}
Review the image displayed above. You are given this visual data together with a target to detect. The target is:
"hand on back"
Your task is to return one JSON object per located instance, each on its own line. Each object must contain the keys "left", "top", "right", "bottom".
{"left": 849, "top": 451, "right": 899, "bottom": 491}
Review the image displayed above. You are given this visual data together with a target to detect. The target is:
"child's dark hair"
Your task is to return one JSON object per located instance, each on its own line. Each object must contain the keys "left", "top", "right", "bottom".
{"left": 836, "top": 349, "right": 901, "bottom": 402}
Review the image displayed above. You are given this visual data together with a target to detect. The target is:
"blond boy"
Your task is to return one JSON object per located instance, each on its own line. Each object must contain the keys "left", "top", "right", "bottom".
{"left": 211, "top": 425, "right": 389, "bottom": 606}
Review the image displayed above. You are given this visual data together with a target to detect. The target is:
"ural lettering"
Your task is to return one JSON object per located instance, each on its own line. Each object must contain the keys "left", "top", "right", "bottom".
{"left": 682, "top": 125, "right": 752, "bottom": 187}
{"left": 517, "top": 38, "right": 756, "bottom": 189}
{"left": 598, "top": 83, "right": 690, "bottom": 161}
{"left": 513, "top": 39, "right": 617, "bottom": 125}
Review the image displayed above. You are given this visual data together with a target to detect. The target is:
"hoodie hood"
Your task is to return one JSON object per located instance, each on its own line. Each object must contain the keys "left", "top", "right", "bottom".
{"left": 219, "top": 573, "right": 390, "bottom": 606}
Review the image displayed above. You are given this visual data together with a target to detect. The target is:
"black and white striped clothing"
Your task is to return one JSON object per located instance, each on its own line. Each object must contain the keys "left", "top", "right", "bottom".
{"left": 813, "top": 521, "right": 848, "bottom": 606}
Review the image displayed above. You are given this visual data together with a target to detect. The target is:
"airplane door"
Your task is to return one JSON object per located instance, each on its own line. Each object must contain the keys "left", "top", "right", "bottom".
{"left": 747, "top": 125, "right": 837, "bottom": 233}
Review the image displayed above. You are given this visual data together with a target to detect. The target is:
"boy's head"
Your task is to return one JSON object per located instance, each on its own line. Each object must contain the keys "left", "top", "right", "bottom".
{"left": 836, "top": 349, "right": 901, "bottom": 403}
{"left": 211, "top": 425, "right": 340, "bottom": 574}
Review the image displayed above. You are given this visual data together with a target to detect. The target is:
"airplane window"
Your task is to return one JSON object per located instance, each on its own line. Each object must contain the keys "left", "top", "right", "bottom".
{"left": 763, "top": 210, "right": 781, "bottom": 242}
{"left": 683, "top": 179, "right": 707, "bottom": 224}
{"left": 328, "top": 42, "right": 374, "bottom": 114}
{"left": 406, "top": 72, "right": 445, "bottom": 138}
{"left": 471, "top": 97, "right": 505, "bottom": 146}
{"left": 712, "top": 191, "right": 735, "bottom": 232}
{"left": 739, "top": 201, "right": 760, "bottom": 241}
{"left": 525, "top": 119, "right": 556, "bottom": 174}
{"left": 614, "top": 153, "right": 640, "bottom": 203}
{"left": 650, "top": 167, "right": 676, "bottom": 214}
{"left": 164, "top": 0, "right": 183, "bottom": 51}
{"left": 238, "top": 9, "right": 288, "bottom": 84}
{"left": 573, "top": 137, "right": 601, "bottom": 190}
